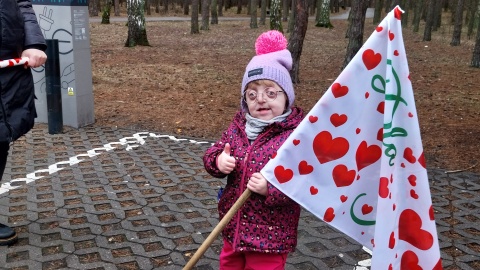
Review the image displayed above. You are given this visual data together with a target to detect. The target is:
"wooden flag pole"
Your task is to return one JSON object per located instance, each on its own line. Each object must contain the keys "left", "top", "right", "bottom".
{"left": 183, "top": 189, "right": 252, "bottom": 270}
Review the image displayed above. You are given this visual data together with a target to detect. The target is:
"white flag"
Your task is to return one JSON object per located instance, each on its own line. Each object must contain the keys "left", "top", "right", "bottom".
{"left": 261, "top": 6, "right": 442, "bottom": 269}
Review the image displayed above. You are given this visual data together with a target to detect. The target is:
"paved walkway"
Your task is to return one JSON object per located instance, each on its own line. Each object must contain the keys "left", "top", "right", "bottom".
{"left": 0, "top": 124, "right": 479, "bottom": 269}
{"left": 88, "top": 8, "right": 373, "bottom": 23}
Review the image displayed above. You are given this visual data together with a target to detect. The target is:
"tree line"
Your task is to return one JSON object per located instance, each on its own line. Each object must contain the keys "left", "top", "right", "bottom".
{"left": 89, "top": 0, "right": 480, "bottom": 81}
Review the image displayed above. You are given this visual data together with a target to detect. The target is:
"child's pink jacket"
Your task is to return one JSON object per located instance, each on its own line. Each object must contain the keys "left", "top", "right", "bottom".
{"left": 203, "top": 107, "right": 305, "bottom": 254}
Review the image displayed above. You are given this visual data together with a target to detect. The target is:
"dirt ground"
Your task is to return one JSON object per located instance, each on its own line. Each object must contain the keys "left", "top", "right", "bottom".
{"left": 89, "top": 12, "right": 480, "bottom": 174}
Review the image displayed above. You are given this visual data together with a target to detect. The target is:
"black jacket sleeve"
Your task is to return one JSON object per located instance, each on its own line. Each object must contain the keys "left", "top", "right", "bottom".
{"left": 18, "top": 0, "right": 47, "bottom": 51}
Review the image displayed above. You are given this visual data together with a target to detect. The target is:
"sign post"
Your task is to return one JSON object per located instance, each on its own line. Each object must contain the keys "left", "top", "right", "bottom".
{"left": 32, "top": 0, "right": 94, "bottom": 128}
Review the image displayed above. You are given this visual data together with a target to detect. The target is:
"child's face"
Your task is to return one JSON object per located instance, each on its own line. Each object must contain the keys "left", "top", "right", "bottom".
{"left": 244, "top": 80, "right": 288, "bottom": 121}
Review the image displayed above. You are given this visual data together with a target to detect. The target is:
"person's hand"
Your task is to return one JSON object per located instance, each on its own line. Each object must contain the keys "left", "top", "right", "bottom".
{"left": 247, "top": 172, "right": 268, "bottom": 196}
{"left": 217, "top": 143, "right": 236, "bottom": 174}
{"left": 21, "top": 49, "right": 47, "bottom": 68}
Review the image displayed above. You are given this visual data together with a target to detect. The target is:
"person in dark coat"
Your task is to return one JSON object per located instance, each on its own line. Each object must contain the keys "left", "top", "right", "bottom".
{"left": 0, "top": 0, "right": 47, "bottom": 246}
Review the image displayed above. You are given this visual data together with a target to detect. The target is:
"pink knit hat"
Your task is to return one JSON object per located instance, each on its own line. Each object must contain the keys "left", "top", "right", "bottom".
{"left": 241, "top": 30, "right": 295, "bottom": 112}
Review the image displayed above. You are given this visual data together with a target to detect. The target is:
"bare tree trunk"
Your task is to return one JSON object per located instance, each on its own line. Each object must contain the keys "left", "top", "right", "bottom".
{"left": 288, "top": 0, "right": 296, "bottom": 32}
{"left": 211, "top": 0, "right": 219, "bottom": 24}
{"left": 191, "top": 0, "right": 200, "bottom": 33}
{"left": 260, "top": 0, "right": 267, "bottom": 25}
{"left": 389, "top": 0, "right": 399, "bottom": 9}
{"left": 432, "top": 0, "right": 443, "bottom": 31}
{"left": 343, "top": 0, "right": 368, "bottom": 69}
{"left": 283, "top": 0, "right": 290, "bottom": 21}
{"left": 288, "top": 0, "right": 308, "bottom": 83}
{"left": 145, "top": 0, "right": 151, "bottom": 15}
{"left": 102, "top": 0, "right": 112, "bottom": 24}
{"left": 271, "top": 0, "right": 284, "bottom": 31}
{"left": 184, "top": 0, "right": 190, "bottom": 14}
{"left": 401, "top": 0, "right": 409, "bottom": 27}
{"left": 201, "top": 0, "right": 211, "bottom": 30}
{"left": 125, "top": 0, "right": 150, "bottom": 47}
{"left": 310, "top": 0, "right": 316, "bottom": 15}
{"left": 412, "top": 0, "right": 424, "bottom": 32}
{"left": 467, "top": 0, "right": 479, "bottom": 39}
{"left": 472, "top": 16, "right": 480, "bottom": 67}
{"left": 218, "top": 0, "right": 223, "bottom": 16}
{"left": 154, "top": 0, "right": 160, "bottom": 13}
{"left": 373, "top": 0, "right": 384, "bottom": 24}
{"left": 250, "top": 0, "right": 258, "bottom": 27}
{"left": 451, "top": 0, "right": 464, "bottom": 45}
{"left": 384, "top": 0, "right": 391, "bottom": 12}
{"left": 237, "top": 0, "right": 243, "bottom": 14}
{"left": 423, "top": 0, "right": 435, "bottom": 41}
{"left": 316, "top": 0, "right": 333, "bottom": 27}
{"left": 114, "top": 0, "right": 120, "bottom": 16}
{"left": 90, "top": 0, "right": 99, "bottom": 16}
{"left": 333, "top": 0, "right": 340, "bottom": 12}
{"left": 315, "top": 0, "right": 321, "bottom": 22}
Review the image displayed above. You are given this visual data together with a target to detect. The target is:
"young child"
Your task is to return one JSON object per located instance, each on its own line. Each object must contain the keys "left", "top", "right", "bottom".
{"left": 203, "top": 30, "right": 305, "bottom": 270}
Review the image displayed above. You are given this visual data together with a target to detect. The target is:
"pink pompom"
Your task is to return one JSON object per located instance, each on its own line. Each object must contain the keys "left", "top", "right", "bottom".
{"left": 255, "top": 30, "right": 288, "bottom": 56}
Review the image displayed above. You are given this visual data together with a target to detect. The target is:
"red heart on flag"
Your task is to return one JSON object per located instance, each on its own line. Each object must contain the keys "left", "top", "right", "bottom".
{"left": 377, "top": 128, "right": 383, "bottom": 141}
{"left": 274, "top": 166, "right": 293, "bottom": 184}
{"left": 362, "top": 49, "right": 382, "bottom": 70}
{"left": 379, "top": 177, "right": 389, "bottom": 198}
{"left": 293, "top": 139, "right": 300, "bottom": 146}
{"left": 309, "top": 115, "right": 318, "bottom": 123}
{"left": 355, "top": 141, "right": 381, "bottom": 171}
{"left": 399, "top": 209, "right": 434, "bottom": 250}
{"left": 410, "top": 189, "right": 419, "bottom": 199}
{"left": 389, "top": 232, "right": 395, "bottom": 249}
{"left": 298, "top": 160, "right": 314, "bottom": 175}
{"left": 310, "top": 186, "right": 319, "bottom": 195}
{"left": 362, "top": 204, "right": 373, "bottom": 215}
{"left": 340, "top": 195, "right": 348, "bottom": 202}
{"left": 332, "top": 165, "right": 356, "bottom": 187}
{"left": 376, "top": 26, "right": 383, "bottom": 32}
{"left": 324, "top": 207, "right": 335, "bottom": 222}
{"left": 377, "top": 101, "right": 385, "bottom": 114}
{"left": 394, "top": 7, "right": 402, "bottom": 20}
{"left": 330, "top": 113, "right": 347, "bottom": 127}
{"left": 429, "top": 205, "right": 435, "bottom": 220}
{"left": 394, "top": 50, "right": 399, "bottom": 56}
{"left": 313, "top": 131, "right": 349, "bottom": 164}
{"left": 404, "top": 147, "right": 416, "bottom": 163}
{"left": 331, "top": 83, "right": 349, "bottom": 98}
{"left": 401, "top": 251, "right": 422, "bottom": 270}
{"left": 389, "top": 31, "right": 395, "bottom": 41}
{"left": 418, "top": 152, "right": 426, "bottom": 168}
{"left": 408, "top": 175, "right": 417, "bottom": 186}
{"left": 433, "top": 259, "right": 443, "bottom": 270}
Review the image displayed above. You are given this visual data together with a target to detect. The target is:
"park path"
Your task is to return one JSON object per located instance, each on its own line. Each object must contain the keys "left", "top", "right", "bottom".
{"left": 89, "top": 7, "right": 374, "bottom": 23}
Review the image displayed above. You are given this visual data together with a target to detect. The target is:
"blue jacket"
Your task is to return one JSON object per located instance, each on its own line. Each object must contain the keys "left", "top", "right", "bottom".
{"left": 0, "top": 0, "right": 46, "bottom": 142}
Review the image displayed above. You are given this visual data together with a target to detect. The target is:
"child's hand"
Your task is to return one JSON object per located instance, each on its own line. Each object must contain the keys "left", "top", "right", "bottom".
{"left": 247, "top": 172, "right": 268, "bottom": 196}
{"left": 217, "top": 143, "right": 236, "bottom": 174}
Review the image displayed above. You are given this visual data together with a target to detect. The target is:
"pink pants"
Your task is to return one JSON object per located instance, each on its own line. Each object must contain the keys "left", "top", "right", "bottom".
{"left": 219, "top": 239, "right": 288, "bottom": 270}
